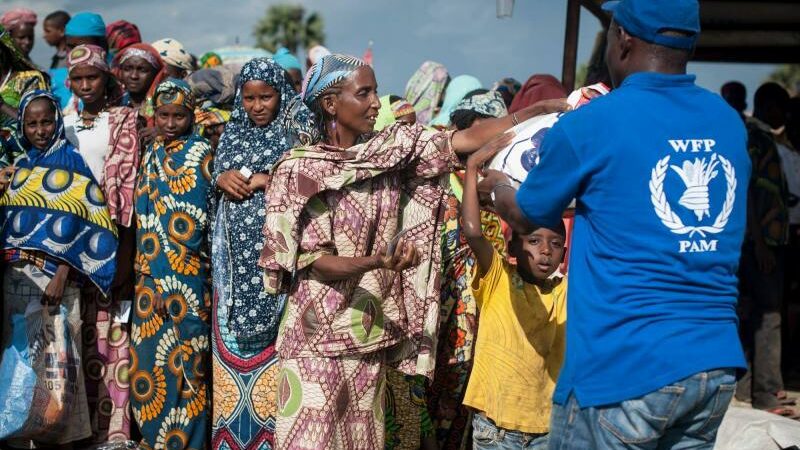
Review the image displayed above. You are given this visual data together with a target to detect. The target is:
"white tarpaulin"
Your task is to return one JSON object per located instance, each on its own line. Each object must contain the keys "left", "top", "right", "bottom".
{"left": 714, "top": 407, "right": 800, "bottom": 450}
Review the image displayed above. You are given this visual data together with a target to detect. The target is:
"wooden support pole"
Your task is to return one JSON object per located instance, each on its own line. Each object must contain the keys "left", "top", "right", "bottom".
{"left": 562, "top": 0, "right": 581, "bottom": 91}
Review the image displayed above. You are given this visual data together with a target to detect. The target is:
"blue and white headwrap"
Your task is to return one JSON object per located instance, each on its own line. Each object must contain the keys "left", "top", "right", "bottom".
{"left": 301, "top": 53, "right": 367, "bottom": 106}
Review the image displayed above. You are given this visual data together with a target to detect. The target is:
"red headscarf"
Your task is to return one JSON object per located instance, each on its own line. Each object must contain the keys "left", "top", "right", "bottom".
{"left": 508, "top": 74, "right": 567, "bottom": 114}
{"left": 106, "top": 20, "right": 142, "bottom": 54}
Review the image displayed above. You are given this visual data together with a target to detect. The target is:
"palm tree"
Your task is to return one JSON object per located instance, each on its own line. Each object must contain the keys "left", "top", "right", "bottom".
{"left": 253, "top": 4, "right": 325, "bottom": 54}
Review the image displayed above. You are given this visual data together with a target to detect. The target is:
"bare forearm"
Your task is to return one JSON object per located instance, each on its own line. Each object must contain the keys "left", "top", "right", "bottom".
{"left": 462, "top": 165, "right": 495, "bottom": 272}
{"left": 310, "top": 254, "right": 381, "bottom": 281}
{"left": 451, "top": 103, "right": 556, "bottom": 154}
{"left": 493, "top": 186, "right": 538, "bottom": 235}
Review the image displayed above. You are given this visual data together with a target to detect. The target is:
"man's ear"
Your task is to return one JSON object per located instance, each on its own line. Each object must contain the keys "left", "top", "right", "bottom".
{"left": 618, "top": 26, "right": 633, "bottom": 62}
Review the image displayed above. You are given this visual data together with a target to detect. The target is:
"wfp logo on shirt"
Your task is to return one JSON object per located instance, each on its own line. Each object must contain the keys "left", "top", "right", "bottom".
{"left": 649, "top": 139, "right": 737, "bottom": 254}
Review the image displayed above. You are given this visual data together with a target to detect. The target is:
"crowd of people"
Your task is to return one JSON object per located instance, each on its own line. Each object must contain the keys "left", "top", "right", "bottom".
{"left": 0, "top": 0, "right": 797, "bottom": 449}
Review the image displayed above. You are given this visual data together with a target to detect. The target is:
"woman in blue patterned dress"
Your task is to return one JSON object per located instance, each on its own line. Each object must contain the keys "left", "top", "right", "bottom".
{"left": 130, "top": 78, "right": 214, "bottom": 450}
{"left": 210, "top": 57, "right": 305, "bottom": 450}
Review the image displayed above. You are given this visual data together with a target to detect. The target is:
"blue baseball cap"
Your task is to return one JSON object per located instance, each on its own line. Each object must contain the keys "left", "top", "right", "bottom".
{"left": 602, "top": 0, "right": 700, "bottom": 50}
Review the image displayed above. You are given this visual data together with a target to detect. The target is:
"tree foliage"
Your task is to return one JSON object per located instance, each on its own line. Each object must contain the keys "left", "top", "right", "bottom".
{"left": 253, "top": 4, "right": 325, "bottom": 54}
{"left": 767, "top": 64, "right": 800, "bottom": 95}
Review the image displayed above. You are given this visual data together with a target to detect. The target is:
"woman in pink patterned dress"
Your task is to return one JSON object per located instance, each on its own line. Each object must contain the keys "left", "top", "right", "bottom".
{"left": 62, "top": 44, "right": 140, "bottom": 445}
{"left": 260, "top": 54, "right": 568, "bottom": 450}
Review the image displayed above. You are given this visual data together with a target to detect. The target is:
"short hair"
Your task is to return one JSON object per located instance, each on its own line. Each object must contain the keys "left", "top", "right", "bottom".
{"left": 512, "top": 220, "right": 567, "bottom": 241}
{"left": 721, "top": 81, "right": 747, "bottom": 113}
{"left": 754, "top": 82, "right": 789, "bottom": 113}
{"left": 45, "top": 11, "right": 71, "bottom": 28}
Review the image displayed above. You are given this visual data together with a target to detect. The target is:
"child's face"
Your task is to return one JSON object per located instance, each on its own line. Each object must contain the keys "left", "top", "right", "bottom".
{"left": 510, "top": 227, "right": 566, "bottom": 282}
{"left": 23, "top": 98, "right": 57, "bottom": 149}
{"left": 42, "top": 20, "right": 64, "bottom": 47}
{"left": 155, "top": 104, "right": 192, "bottom": 142}
{"left": 10, "top": 24, "right": 34, "bottom": 56}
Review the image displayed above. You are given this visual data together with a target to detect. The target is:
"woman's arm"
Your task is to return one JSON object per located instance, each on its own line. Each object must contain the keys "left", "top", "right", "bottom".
{"left": 309, "top": 240, "right": 420, "bottom": 282}
{"left": 462, "top": 134, "right": 512, "bottom": 275}
{"left": 451, "top": 99, "right": 569, "bottom": 154}
{"left": 42, "top": 263, "right": 71, "bottom": 306}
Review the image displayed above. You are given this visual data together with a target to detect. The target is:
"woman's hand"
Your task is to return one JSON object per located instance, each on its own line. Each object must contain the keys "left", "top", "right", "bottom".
{"left": 376, "top": 239, "right": 421, "bottom": 272}
{"left": 248, "top": 173, "right": 272, "bottom": 192}
{"left": 41, "top": 264, "right": 70, "bottom": 306}
{"left": 467, "top": 132, "right": 513, "bottom": 172}
{"left": 217, "top": 170, "right": 254, "bottom": 201}
{"left": 0, "top": 165, "right": 15, "bottom": 194}
{"left": 139, "top": 127, "right": 158, "bottom": 148}
{"left": 153, "top": 291, "right": 168, "bottom": 318}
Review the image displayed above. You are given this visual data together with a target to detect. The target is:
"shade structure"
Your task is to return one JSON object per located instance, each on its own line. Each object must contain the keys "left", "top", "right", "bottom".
{"left": 212, "top": 45, "right": 273, "bottom": 71}
{"left": 578, "top": 0, "right": 800, "bottom": 64}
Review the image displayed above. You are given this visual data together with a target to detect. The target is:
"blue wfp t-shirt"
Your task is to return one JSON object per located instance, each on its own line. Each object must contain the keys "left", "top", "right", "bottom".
{"left": 516, "top": 72, "right": 749, "bottom": 407}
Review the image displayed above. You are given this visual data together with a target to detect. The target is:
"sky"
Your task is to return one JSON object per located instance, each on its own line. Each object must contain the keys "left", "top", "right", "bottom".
{"left": 17, "top": 0, "right": 778, "bottom": 106}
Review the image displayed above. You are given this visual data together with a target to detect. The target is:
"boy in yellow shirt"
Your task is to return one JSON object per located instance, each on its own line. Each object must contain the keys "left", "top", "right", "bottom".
{"left": 461, "top": 135, "right": 567, "bottom": 449}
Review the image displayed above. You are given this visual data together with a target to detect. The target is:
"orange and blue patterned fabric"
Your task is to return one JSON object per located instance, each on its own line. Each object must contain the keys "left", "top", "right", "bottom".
{"left": 130, "top": 79, "right": 214, "bottom": 450}
{"left": 0, "top": 90, "right": 118, "bottom": 292}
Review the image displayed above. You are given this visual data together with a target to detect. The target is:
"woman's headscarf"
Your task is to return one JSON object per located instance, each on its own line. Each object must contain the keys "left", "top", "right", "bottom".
{"left": 199, "top": 51, "right": 222, "bottom": 69}
{"left": 492, "top": 77, "right": 522, "bottom": 107}
{"left": 65, "top": 12, "right": 106, "bottom": 38}
{"left": 219, "top": 58, "right": 305, "bottom": 174}
{"left": 2, "top": 90, "right": 119, "bottom": 292}
{"left": 154, "top": 78, "right": 195, "bottom": 112}
{"left": 152, "top": 38, "right": 193, "bottom": 71}
{"left": 374, "top": 95, "right": 415, "bottom": 131}
{"left": 306, "top": 45, "right": 330, "bottom": 66}
{"left": 301, "top": 53, "right": 366, "bottom": 105}
{"left": 430, "top": 74, "right": 482, "bottom": 127}
{"left": 299, "top": 53, "right": 366, "bottom": 145}
{"left": 0, "top": 8, "right": 36, "bottom": 29}
{"left": 67, "top": 44, "right": 124, "bottom": 105}
{"left": 273, "top": 47, "right": 302, "bottom": 72}
{"left": 0, "top": 24, "right": 37, "bottom": 72}
{"left": 106, "top": 20, "right": 141, "bottom": 55}
{"left": 113, "top": 43, "right": 168, "bottom": 121}
{"left": 212, "top": 58, "right": 308, "bottom": 343}
{"left": 452, "top": 90, "right": 508, "bottom": 120}
{"left": 508, "top": 74, "right": 567, "bottom": 114}
{"left": 16, "top": 90, "right": 65, "bottom": 152}
{"left": 404, "top": 61, "right": 448, "bottom": 126}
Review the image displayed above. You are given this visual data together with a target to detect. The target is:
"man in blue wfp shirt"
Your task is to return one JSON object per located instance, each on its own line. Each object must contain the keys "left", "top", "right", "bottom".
{"left": 481, "top": 0, "right": 750, "bottom": 448}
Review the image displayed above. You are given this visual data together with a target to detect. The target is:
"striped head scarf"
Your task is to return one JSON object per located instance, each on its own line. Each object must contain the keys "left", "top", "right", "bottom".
{"left": 301, "top": 53, "right": 366, "bottom": 106}
{"left": 154, "top": 78, "right": 195, "bottom": 111}
{"left": 404, "top": 61, "right": 448, "bottom": 125}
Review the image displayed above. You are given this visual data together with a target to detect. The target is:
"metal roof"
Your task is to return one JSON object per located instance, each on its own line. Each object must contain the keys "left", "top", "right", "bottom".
{"left": 580, "top": 0, "right": 800, "bottom": 64}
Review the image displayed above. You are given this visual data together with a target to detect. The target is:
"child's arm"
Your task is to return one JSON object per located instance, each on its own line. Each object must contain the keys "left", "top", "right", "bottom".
{"left": 462, "top": 133, "right": 513, "bottom": 277}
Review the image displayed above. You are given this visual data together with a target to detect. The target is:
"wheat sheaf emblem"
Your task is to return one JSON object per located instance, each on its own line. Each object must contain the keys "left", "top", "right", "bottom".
{"left": 649, "top": 154, "right": 736, "bottom": 238}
